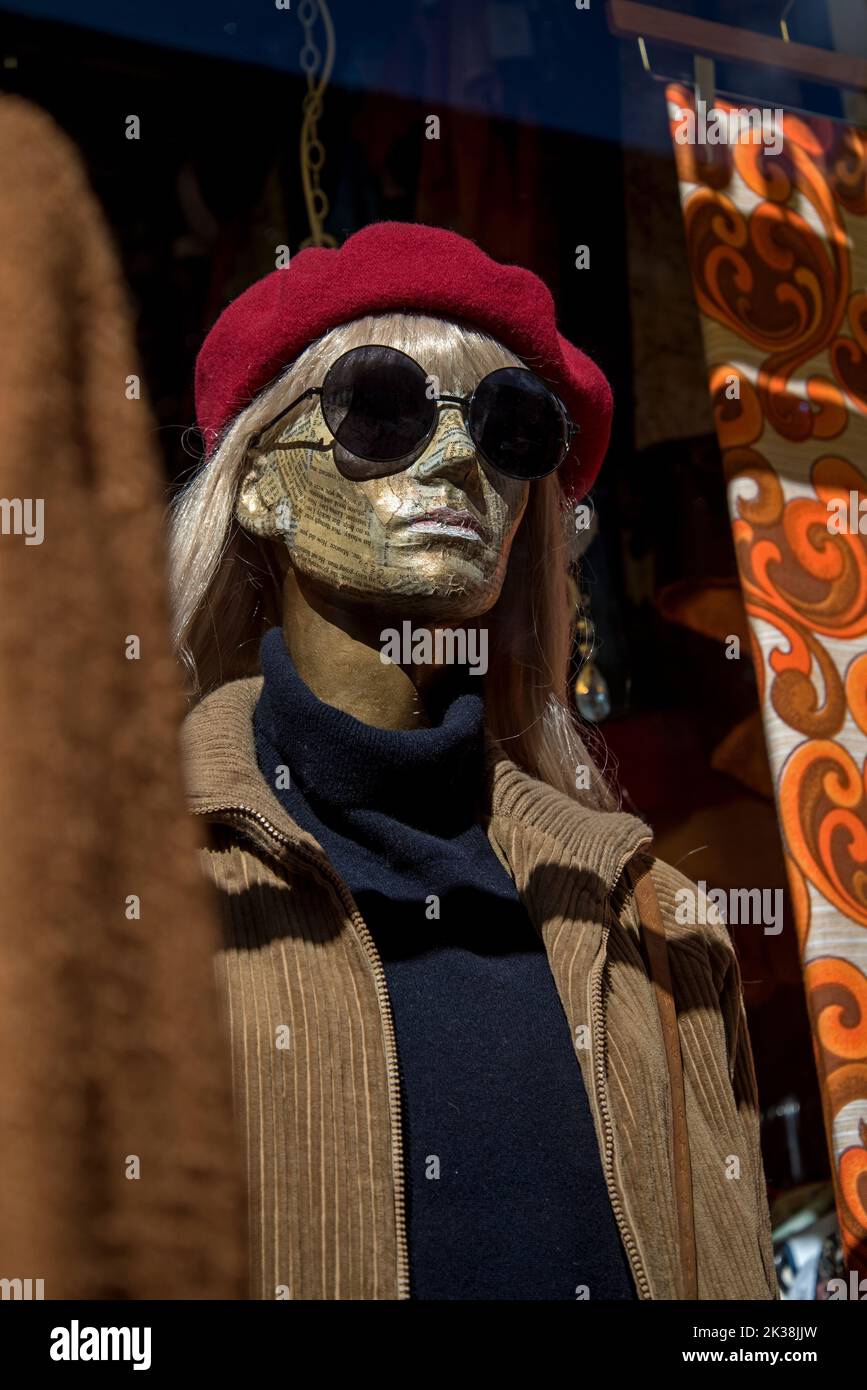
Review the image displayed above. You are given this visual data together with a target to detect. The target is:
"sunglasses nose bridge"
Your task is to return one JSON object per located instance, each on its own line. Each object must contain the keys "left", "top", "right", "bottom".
{"left": 434, "top": 399, "right": 468, "bottom": 425}
{"left": 426, "top": 401, "right": 477, "bottom": 455}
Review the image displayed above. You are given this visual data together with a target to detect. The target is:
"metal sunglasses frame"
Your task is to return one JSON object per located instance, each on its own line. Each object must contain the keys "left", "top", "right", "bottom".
{"left": 247, "top": 345, "right": 580, "bottom": 480}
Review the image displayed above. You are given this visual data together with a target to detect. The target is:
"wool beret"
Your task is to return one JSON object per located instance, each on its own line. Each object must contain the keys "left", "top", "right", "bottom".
{"left": 195, "top": 221, "right": 612, "bottom": 503}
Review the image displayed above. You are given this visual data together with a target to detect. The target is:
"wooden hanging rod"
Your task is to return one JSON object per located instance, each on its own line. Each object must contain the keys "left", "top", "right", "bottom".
{"left": 606, "top": 0, "right": 867, "bottom": 91}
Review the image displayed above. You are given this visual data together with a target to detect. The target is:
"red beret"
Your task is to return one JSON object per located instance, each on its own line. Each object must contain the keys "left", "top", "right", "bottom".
{"left": 195, "top": 221, "right": 612, "bottom": 503}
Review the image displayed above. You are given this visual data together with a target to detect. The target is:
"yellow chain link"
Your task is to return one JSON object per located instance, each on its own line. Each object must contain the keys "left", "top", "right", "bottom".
{"left": 298, "top": 0, "right": 337, "bottom": 249}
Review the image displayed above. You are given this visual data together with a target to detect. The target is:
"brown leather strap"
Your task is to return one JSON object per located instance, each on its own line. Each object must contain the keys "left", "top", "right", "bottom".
{"left": 630, "top": 862, "right": 699, "bottom": 1299}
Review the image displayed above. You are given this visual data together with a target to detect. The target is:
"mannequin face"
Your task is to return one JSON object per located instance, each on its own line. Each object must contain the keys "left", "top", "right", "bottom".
{"left": 237, "top": 365, "right": 530, "bottom": 623}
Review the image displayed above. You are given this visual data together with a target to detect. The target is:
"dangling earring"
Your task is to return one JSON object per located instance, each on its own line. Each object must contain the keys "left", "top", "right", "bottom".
{"left": 566, "top": 504, "right": 611, "bottom": 724}
{"left": 573, "top": 610, "right": 611, "bottom": 723}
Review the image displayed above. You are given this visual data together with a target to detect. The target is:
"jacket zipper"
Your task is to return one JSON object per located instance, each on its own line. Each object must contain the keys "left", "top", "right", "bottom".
{"left": 193, "top": 801, "right": 411, "bottom": 1301}
{"left": 589, "top": 842, "right": 654, "bottom": 1300}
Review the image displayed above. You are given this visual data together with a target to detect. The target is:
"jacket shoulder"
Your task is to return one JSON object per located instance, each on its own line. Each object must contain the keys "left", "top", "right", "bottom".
{"left": 628, "top": 855, "right": 738, "bottom": 996}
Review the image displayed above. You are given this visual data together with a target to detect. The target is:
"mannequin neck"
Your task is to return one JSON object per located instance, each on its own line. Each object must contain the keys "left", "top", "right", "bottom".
{"left": 280, "top": 567, "right": 472, "bottom": 731}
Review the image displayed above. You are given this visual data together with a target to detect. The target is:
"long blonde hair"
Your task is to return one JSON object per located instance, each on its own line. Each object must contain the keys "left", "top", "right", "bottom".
{"left": 169, "top": 312, "right": 615, "bottom": 808}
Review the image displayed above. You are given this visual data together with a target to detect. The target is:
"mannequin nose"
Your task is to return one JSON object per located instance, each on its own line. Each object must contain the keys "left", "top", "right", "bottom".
{"left": 428, "top": 405, "right": 476, "bottom": 461}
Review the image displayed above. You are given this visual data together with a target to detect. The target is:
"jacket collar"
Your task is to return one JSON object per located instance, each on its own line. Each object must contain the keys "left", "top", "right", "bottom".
{"left": 180, "top": 675, "right": 653, "bottom": 894}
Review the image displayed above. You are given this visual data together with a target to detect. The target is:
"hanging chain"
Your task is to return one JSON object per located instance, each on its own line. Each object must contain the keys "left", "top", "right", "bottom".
{"left": 297, "top": 0, "right": 337, "bottom": 249}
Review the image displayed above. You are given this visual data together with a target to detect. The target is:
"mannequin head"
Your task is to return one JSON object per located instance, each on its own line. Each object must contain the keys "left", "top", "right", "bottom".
{"left": 233, "top": 313, "right": 530, "bottom": 627}
{"left": 171, "top": 310, "right": 612, "bottom": 807}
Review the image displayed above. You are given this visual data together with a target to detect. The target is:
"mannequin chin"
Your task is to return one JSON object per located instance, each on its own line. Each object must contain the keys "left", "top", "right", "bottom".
{"left": 236, "top": 400, "right": 529, "bottom": 626}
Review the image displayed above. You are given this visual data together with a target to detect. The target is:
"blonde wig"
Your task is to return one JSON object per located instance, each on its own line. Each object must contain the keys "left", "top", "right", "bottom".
{"left": 169, "top": 312, "right": 615, "bottom": 809}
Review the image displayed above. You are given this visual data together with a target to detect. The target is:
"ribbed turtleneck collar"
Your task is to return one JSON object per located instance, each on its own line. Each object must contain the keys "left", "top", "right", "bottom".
{"left": 254, "top": 626, "right": 487, "bottom": 832}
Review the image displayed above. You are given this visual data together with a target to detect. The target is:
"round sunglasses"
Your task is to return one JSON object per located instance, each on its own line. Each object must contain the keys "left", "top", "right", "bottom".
{"left": 248, "top": 344, "right": 579, "bottom": 482}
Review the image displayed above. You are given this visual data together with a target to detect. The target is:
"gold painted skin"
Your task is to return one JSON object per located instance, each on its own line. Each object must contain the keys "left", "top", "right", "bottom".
{"left": 236, "top": 394, "right": 529, "bottom": 730}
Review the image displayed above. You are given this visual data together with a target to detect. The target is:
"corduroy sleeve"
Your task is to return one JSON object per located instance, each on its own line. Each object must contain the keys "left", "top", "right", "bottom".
{"left": 700, "top": 905, "right": 779, "bottom": 1299}
{"left": 643, "top": 855, "right": 780, "bottom": 1299}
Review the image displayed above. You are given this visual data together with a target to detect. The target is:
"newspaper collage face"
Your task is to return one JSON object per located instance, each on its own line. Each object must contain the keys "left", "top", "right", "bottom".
{"left": 236, "top": 396, "right": 529, "bottom": 614}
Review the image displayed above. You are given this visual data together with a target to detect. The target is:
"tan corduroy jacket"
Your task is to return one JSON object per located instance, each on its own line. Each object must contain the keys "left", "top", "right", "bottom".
{"left": 182, "top": 675, "right": 778, "bottom": 1301}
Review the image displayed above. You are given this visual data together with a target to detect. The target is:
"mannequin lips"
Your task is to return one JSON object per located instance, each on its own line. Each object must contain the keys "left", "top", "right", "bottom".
{"left": 409, "top": 506, "right": 488, "bottom": 541}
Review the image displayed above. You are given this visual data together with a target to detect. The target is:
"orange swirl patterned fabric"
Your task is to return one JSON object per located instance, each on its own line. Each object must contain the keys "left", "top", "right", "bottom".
{"left": 666, "top": 83, "right": 867, "bottom": 1276}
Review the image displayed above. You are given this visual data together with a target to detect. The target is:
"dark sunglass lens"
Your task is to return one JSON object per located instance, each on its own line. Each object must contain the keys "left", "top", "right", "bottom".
{"left": 468, "top": 368, "right": 567, "bottom": 480}
{"left": 321, "top": 345, "right": 434, "bottom": 467}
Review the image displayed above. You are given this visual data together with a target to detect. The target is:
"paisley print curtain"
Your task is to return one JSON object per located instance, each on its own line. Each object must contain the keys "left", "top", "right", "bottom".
{"left": 666, "top": 82, "right": 867, "bottom": 1275}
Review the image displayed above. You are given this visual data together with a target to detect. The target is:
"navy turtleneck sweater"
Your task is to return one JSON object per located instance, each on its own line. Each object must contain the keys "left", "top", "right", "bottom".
{"left": 253, "top": 626, "right": 635, "bottom": 1301}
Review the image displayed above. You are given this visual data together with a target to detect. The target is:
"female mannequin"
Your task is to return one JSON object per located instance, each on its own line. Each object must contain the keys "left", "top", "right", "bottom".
{"left": 171, "top": 222, "right": 776, "bottom": 1300}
